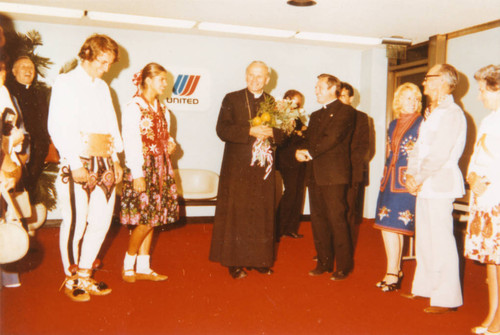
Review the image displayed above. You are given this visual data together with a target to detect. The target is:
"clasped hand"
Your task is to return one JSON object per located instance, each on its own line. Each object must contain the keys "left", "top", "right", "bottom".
{"left": 250, "top": 125, "right": 273, "bottom": 140}
{"left": 405, "top": 174, "right": 421, "bottom": 195}
{"left": 468, "top": 172, "right": 489, "bottom": 197}
{"left": 71, "top": 161, "right": 123, "bottom": 184}
{"left": 295, "top": 149, "right": 312, "bottom": 162}
{"left": 133, "top": 177, "right": 146, "bottom": 193}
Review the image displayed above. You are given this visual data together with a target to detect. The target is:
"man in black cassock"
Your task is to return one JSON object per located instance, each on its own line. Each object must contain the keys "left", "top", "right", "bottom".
{"left": 6, "top": 56, "right": 50, "bottom": 197}
{"left": 209, "top": 61, "right": 284, "bottom": 279}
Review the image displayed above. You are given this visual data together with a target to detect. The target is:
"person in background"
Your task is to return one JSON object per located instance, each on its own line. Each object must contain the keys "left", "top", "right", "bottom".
{"left": 48, "top": 34, "right": 123, "bottom": 302}
{"left": 464, "top": 64, "right": 500, "bottom": 335}
{"left": 276, "top": 89, "right": 307, "bottom": 239}
{"left": 209, "top": 61, "right": 285, "bottom": 279}
{"left": 373, "top": 83, "right": 423, "bottom": 292}
{"left": 404, "top": 63, "right": 466, "bottom": 314}
{"left": 339, "top": 82, "right": 370, "bottom": 248}
{"left": 120, "top": 62, "right": 179, "bottom": 283}
{"left": 6, "top": 56, "right": 50, "bottom": 197}
{"left": 296, "top": 73, "right": 356, "bottom": 281}
{"left": 0, "top": 58, "right": 26, "bottom": 289}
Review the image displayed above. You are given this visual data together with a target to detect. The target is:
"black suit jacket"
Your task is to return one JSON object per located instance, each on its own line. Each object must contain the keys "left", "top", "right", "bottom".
{"left": 304, "top": 99, "right": 356, "bottom": 186}
{"left": 350, "top": 110, "right": 370, "bottom": 184}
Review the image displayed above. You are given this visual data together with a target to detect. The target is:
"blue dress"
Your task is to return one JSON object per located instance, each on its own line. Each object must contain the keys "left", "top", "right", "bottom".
{"left": 374, "top": 113, "right": 423, "bottom": 235}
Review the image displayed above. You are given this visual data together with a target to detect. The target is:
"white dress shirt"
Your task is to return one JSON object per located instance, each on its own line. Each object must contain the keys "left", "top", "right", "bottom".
{"left": 48, "top": 65, "right": 123, "bottom": 170}
{"left": 407, "top": 95, "right": 467, "bottom": 199}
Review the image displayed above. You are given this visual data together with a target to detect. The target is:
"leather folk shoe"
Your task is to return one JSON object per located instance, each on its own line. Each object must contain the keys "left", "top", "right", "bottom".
{"left": 135, "top": 271, "right": 168, "bottom": 282}
{"left": 122, "top": 269, "right": 136, "bottom": 283}
{"left": 330, "top": 270, "right": 349, "bottom": 281}
{"left": 423, "top": 306, "right": 457, "bottom": 314}
{"left": 62, "top": 277, "right": 90, "bottom": 302}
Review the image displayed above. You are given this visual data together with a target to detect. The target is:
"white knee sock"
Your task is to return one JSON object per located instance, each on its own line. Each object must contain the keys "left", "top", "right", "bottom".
{"left": 136, "top": 255, "right": 151, "bottom": 274}
{"left": 123, "top": 252, "right": 137, "bottom": 271}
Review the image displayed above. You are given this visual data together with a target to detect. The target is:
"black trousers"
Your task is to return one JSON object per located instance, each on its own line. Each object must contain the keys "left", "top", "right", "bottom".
{"left": 346, "top": 182, "right": 365, "bottom": 248}
{"left": 309, "top": 182, "right": 353, "bottom": 272}
{"left": 276, "top": 163, "right": 306, "bottom": 236}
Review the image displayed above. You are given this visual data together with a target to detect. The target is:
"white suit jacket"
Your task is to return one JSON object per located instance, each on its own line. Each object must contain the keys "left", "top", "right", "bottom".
{"left": 407, "top": 95, "right": 466, "bottom": 199}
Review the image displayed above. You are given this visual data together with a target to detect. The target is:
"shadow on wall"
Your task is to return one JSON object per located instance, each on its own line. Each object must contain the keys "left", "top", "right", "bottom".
{"left": 265, "top": 66, "right": 278, "bottom": 93}
{"left": 454, "top": 70, "right": 476, "bottom": 176}
{"left": 104, "top": 43, "right": 130, "bottom": 129}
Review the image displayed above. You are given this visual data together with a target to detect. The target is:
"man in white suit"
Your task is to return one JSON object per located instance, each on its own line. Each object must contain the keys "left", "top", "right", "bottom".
{"left": 405, "top": 64, "right": 466, "bottom": 314}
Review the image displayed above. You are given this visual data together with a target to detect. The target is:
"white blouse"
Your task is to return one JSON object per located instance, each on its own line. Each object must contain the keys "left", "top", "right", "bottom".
{"left": 122, "top": 96, "right": 174, "bottom": 179}
{"left": 468, "top": 108, "right": 500, "bottom": 208}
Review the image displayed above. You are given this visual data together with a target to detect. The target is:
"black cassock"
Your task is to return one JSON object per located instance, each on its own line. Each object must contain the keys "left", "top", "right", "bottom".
{"left": 209, "top": 88, "right": 284, "bottom": 268}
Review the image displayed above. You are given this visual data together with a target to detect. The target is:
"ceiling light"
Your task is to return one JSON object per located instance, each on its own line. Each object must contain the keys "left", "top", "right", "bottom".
{"left": 198, "top": 22, "right": 296, "bottom": 38}
{"left": 287, "top": 0, "right": 317, "bottom": 6}
{"left": 86, "top": 11, "right": 196, "bottom": 29}
{"left": 0, "top": 2, "right": 84, "bottom": 19}
{"left": 295, "top": 32, "right": 381, "bottom": 45}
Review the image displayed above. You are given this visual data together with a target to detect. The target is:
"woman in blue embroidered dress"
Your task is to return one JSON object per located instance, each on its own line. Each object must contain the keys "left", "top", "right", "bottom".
{"left": 374, "top": 83, "right": 423, "bottom": 292}
{"left": 120, "top": 63, "right": 179, "bottom": 283}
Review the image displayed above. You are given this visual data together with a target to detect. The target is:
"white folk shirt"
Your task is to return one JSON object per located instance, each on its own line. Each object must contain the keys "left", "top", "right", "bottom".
{"left": 122, "top": 96, "right": 173, "bottom": 179}
{"left": 407, "top": 95, "right": 466, "bottom": 199}
{"left": 48, "top": 65, "right": 123, "bottom": 170}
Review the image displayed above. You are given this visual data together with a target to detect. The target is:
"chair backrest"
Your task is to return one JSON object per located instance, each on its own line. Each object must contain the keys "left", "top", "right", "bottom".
{"left": 173, "top": 169, "right": 219, "bottom": 200}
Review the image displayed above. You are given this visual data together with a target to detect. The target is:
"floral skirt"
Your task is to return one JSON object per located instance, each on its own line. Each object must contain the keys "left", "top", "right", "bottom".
{"left": 464, "top": 197, "right": 500, "bottom": 264}
{"left": 120, "top": 154, "right": 179, "bottom": 227}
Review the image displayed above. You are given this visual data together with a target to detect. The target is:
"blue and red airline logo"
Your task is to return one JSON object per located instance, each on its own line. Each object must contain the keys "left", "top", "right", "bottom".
{"left": 173, "top": 74, "right": 201, "bottom": 96}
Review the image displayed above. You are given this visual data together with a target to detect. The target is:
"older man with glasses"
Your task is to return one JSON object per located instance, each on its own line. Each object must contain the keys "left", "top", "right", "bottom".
{"left": 403, "top": 64, "right": 466, "bottom": 314}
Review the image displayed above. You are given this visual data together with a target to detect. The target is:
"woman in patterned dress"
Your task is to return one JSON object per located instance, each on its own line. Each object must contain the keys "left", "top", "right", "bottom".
{"left": 120, "top": 63, "right": 179, "bottom": 283}
{"left": 464, "top": 65, "right": 500, "bottom": 335}
{"left": 373, "top": 83, "right": 423, "bottom": 292}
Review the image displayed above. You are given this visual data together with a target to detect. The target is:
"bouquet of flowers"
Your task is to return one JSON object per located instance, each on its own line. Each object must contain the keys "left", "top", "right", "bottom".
{"left": 249, "top": 96, "right": 306, "bottom": 179}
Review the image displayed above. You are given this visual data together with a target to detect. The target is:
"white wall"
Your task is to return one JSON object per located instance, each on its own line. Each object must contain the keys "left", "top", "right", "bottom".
{"left": 447, "top": 27, "right": 500, "bottom": 124}
{"left": 359, "top": 48, "right": 388, "bottom": 218}
{"left": 447, "top": 27, "right": 500, "bottom": 173}
{"left": 12, "top": 19, "right": 388, "bottom": 217}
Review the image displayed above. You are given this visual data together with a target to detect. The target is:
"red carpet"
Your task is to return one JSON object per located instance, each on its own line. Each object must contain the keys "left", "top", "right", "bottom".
{"left": 0, "top": 220, "right": 488, "bottom": 335}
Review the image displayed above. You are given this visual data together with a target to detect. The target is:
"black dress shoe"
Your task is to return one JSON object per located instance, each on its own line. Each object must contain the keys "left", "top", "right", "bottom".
{"left": 330, "top": 270, "right": 349, "bottom": 281}
{"left": 228, "top": 267, "right": 247, "bottom": 279}
{"left": 248, "top": 267, "right": 274, "bottom": 275}
{"left": 283, "top": 232, "right": 304, "bottom": 239}
{"left": 308, "top": 266, "right": 333, "bottom": 276}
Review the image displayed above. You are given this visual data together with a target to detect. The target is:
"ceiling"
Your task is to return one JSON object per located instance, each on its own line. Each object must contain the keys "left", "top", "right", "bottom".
{"left": 2, "top": 0, "right": 500, "bottom": 47}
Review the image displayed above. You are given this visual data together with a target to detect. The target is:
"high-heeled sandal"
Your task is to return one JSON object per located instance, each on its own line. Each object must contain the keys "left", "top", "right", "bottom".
{"left": 380, "top": 272, "right": 403, "bottom": 292}
{"left": 376, "top": 271, "right": 403, "bottom": 288}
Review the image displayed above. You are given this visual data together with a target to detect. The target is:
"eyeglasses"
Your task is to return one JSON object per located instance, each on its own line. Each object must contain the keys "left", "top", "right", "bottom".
{"left": 423, "top": 74, "right": 441, "bottom": 81}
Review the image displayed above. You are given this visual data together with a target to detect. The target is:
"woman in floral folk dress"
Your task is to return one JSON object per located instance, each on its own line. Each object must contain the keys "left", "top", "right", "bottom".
{"left": 464, "top": 65, "right": 500, "bottom": 335}
{"left": 373, "top": 83, "right": 423, "bottom": 292}
{"left": 120, "top": 63, "right": 179, "bottom": 283}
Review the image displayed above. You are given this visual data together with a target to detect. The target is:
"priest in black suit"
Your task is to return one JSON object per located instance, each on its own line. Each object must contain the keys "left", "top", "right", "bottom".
{"left": 296, "top": 74, "right": 356, "bottom": 280}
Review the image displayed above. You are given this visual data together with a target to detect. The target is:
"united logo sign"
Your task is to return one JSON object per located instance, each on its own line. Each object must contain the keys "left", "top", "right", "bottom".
{"left": 173, "top": 75, "right": 201, "bottom": 96}
{"left": 166, "top": 69, "right": 210, "bottom": 111}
